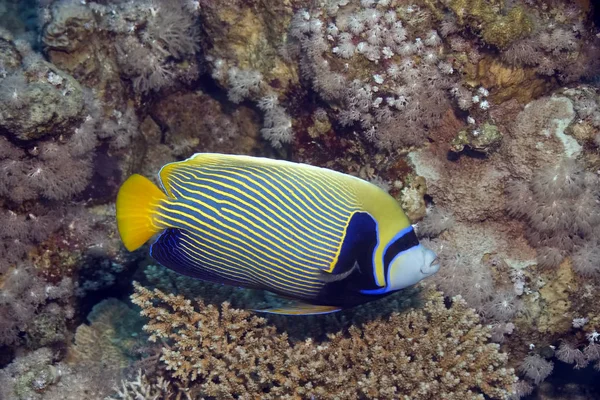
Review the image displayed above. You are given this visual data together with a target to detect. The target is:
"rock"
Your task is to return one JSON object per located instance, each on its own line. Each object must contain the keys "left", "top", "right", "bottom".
{"left": 450, "top": 122, "right": 503, "bottom": 154}
{"left": 471, "top": 57, "right": 551, "bottom": 104}
{"left": 400, "top": 176, "right": 427, "bottom": 222}
{"left": 200, "top": 1, "right": 299, "bottom": 94}
{"left": 0, "top": 58, "right": 85, "bottom": 142}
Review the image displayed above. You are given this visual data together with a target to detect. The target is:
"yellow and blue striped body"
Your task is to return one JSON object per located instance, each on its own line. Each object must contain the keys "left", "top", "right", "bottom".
{"left": 116, "top": 153, "right": 439, "bottom": 313}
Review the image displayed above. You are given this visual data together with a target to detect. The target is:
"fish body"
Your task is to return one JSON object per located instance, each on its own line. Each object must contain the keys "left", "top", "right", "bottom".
{"left": 116, "top": 153, "right": 439, "bottom": 314}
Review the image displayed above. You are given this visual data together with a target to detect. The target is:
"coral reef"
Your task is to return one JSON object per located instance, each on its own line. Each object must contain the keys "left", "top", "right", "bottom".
{"left": 1, "top": 0, "right": 600, "bottom": 398}
{"left": 109, "top": 370, "right": 177, "bottom": 400}
{"left": 286, "top": 1, "right": 458, "bottom": 148}
{"left": 130, "top": 283, "right": 516, "bottom": 399}
{"left": 0, "top": 347, "right": 119, "bottom": 400}
{"left": 70, "top": 298, "right": 144, "bottom": 368}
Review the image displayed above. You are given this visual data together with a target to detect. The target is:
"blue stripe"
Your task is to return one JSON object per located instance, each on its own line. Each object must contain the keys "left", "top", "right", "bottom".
{"left": 177, "top": 186, "right": 327, "bottom": 267}
{"left": 224, "top": 163, "right": 355, "bottom": 219}
{"left": 174, "top": 229, "right": 323, "bottom": 297}
{"left": 159, "top": 201, "right": 323, "bottom": 284}
{"left": 168, "top": 191, "right": 330, "bottom": 271}
{"left": 191, "top": 165, "right": 344, "bottom": 244}
{"left": 172, "top": 168, "right": 342, "bottom": 250}
{"left": 150, "top": 229, "right": 256, "bottom": 287}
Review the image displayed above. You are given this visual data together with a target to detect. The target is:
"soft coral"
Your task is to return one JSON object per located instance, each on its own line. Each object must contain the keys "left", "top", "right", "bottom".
{"left": 506, "top": 160, "right": 600, "bottom": 277}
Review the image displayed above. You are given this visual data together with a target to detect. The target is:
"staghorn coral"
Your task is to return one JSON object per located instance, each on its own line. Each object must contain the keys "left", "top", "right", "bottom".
{"left": 109, "top": 369, "right": 180, "bottom": 400}
{"left": 131, "top": 282, "right": 517, "bottom": 399}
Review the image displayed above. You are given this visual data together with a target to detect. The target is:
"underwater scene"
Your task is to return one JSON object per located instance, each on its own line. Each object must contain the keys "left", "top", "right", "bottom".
{"left": 1, "top": 0, "right": 600, "bottom": 399}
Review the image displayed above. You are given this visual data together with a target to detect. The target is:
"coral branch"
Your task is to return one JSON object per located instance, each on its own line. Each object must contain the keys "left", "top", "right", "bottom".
{"left": 131, "top": 283, "right": 517, "bottom": 399}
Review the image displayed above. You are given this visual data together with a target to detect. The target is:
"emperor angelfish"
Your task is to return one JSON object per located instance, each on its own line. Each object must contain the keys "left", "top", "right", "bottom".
{"left": 116, "top": 153, "right": 439, "bottom": 315}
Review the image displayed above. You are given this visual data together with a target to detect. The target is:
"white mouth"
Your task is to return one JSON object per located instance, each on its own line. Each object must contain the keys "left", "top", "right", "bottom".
{"left": 421, "top": 257, "right": 440, "bottom": 275}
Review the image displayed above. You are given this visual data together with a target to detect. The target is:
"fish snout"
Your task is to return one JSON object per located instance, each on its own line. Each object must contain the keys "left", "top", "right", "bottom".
{"left": 420, "top": 249, "right": 440, "bottom": 276}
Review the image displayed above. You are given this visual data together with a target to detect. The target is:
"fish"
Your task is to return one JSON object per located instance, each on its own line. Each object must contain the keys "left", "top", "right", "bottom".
{"left": 116, "top": 153, "right": 440, "bottom": 315}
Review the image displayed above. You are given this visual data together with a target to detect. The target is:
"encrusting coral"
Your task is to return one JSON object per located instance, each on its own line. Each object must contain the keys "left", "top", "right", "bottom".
{"left": 130, "top": 282, "right": 517, "bottom": 400}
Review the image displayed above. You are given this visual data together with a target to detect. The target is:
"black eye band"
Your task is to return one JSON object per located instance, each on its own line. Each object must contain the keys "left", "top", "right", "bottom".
{"left": 383, "top": 228, "right": 419, "bottom": 268}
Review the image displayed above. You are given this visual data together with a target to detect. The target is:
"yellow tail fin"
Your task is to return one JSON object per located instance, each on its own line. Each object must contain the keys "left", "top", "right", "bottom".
{"left": 116, "top": 174, "right": 167, "bottom": 251}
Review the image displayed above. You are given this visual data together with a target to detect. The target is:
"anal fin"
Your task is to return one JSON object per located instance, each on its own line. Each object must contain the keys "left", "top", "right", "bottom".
{"left": 253, "top": 301, "right": 342, "bottom": 316}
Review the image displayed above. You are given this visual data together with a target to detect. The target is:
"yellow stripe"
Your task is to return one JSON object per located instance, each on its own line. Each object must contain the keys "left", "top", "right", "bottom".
{"left": 208, "top": 165, "right": 346, "bottom": 233}
{"left": 178, "top": 165, "right": 344, "bottom": 242}
{"left": 155, "top": 208, "right": 322, "bottom": 290}
{"left": 220, "top": 206, "right": 330, "bottom": 268}
{"left": 178, "top": 234, "right": 259, "bottom": 283}
{"left": 177, "top": 236, "right": 265, "bottom": 286}
{"left": 167, "top": 173, "right": 338, "bottom": 257}
{"left": 183, "top": 154, "right": 361, "bottom": 209}
{"left": 226, "top": 164, "right": 353, "bottom": 223}
{"left": 198, "top": 163, "right": 348, "bottom": 232}
{"left": 176, "top": 239, "right": 255, "bottom": 283}
{"left": 178, "top": 236, "right": 317, "bottom": 297}
{"left": 325, "top": 211, "right": 356, "bottom": 273}
{"left": 269, "top": 165, "right": 357, "bottom": 218}
{"left": 148, "top": 201, "right": 167, "bottom": 231}
{"left": 279, "top": 165, "right": 359, "bottom": 203}
{"left": 201, "top": 162, "right": 352, "bottom": 225}
{"left": 276, "top": 164, "right": 359, "bottom": 209}
{"left": 165, "top": 189, "right": 329, "bottom": 271}
{"left": 165, "top": 198, "right": 323, "bottom": 276}
{"left": 170, "top": 169, "right": 341, "bottom": 252}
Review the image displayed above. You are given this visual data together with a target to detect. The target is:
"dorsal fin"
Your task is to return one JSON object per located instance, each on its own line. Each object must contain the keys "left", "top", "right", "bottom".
{"left": 157, "top": 153, "right": 365, "bottom": 202}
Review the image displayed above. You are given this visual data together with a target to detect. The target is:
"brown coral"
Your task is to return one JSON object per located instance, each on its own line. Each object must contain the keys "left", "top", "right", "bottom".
{"left": 131, "top": 282, "right": 517, "bottom": 400}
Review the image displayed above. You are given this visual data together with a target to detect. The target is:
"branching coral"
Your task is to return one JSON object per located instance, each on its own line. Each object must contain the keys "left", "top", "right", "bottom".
{"left": 131, "top": 283, "right": 517, "bottom": 399}
{"left": 109, "top": 370, "right": 179, "bottom": 400}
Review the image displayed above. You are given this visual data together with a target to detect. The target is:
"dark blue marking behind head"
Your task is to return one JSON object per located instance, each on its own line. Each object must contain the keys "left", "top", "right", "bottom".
{"left": 315, "top": 212, "right": 385, "bottom": 307}
{"left": 359, "top": 226, "right": 419, "bottom": 296}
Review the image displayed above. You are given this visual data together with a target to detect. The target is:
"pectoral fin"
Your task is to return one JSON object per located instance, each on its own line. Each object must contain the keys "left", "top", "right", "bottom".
{"left": 318, "top": 261, "right": 360, "bottom": 283}
{"left": 253, "top": 301, "right": 342, "bottom": 315}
